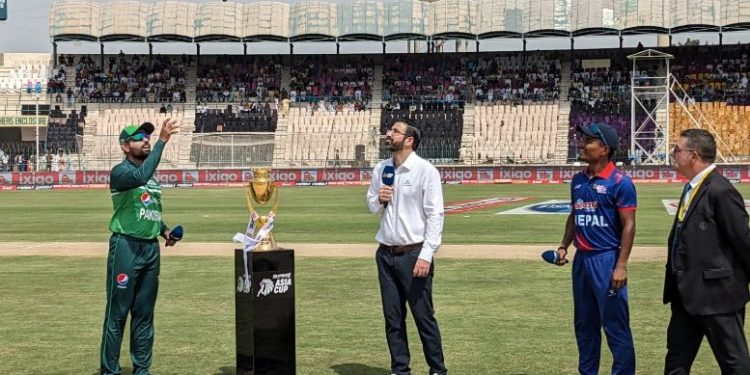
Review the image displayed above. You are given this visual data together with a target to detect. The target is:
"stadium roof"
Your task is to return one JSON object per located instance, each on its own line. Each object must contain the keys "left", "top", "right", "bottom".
{"left": 50, "top": 0, "right": 750, "bottom": 44}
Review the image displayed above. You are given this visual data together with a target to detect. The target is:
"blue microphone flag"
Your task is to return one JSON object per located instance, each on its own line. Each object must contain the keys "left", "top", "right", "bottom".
{"left": 382, "top": 165, "right": 395, "bottom": 186}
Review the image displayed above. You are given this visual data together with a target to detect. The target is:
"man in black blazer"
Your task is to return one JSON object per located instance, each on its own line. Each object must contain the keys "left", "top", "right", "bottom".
{"left": 664, "top": 128, "right": 750, "bottom": 374}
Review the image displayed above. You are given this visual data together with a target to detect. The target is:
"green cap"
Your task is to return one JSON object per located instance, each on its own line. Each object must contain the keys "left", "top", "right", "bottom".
{"left": 119, "top": 122, "right": 155, "bottom": 144}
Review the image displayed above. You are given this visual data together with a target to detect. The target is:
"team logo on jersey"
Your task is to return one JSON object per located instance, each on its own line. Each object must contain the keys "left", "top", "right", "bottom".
{"left": 141, "top": 192, "right": 153, "bottom": 206}
{"left": 116, "top": 273, "right": 129, "bottom": 289}
{"left": 594, "top": 184, "right": 608, "bottom": 194}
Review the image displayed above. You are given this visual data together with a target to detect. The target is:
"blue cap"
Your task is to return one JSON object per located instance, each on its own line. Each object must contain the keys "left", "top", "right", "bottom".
{"left": 541, "top": 250, "right": 559, "bottom": 264}
{"left": 577, "top": 122, "right": 618, "bottom": 151}
{"left": 169, "top": 225, "right": 183, "bottom": 241}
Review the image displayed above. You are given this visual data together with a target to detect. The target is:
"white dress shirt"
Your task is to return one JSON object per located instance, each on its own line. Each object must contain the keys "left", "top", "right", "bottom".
{"left": 367, "top": 152, "right": 444, "bottom": 262}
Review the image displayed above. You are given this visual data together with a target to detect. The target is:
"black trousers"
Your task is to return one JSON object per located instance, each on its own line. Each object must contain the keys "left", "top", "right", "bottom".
{"left": 376, "top": 246, "right": 447, "bottom": 375}
{"left": 665, "top": 302, "right": 750, "bottom": 375}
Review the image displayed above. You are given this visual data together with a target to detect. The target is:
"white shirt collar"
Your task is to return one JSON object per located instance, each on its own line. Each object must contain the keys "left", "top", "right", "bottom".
{"left": 395, "top": 151, "right": 418, "bottom": 171}
{"left": 689, "top": 163, "right": 716, "bottom": 189}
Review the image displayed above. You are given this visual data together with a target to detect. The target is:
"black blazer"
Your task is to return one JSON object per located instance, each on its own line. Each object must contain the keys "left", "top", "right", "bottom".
{"left": 664, "top": 170, "right": 750, "bottom": 315}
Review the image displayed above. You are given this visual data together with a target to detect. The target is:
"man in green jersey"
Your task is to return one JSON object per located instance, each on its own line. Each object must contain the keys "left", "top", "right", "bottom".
{"left": 100, "top": 118, "right": 180, "bottom": 375}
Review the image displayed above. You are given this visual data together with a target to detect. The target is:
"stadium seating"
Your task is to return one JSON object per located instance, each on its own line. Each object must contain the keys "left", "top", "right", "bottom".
{"left": 381, "top": 106, "right": 463, "bottom": 163}
{"left": 383, "top": 54, "right": 471, "bottom": 104}
{"left": 670, "top": 102, "right": 750, "bottom": 157}
{"left": 5, "top": 44, "right": 750, "bottom": 169}
{"left": 69, "top": 54, "right": 188, "bottom": 103}
{"left": 195, "top": 106, "right": 277, "bottom": 133}
{"left": 90, "top": 108, "right": 185, "bottom": 167}
{"left": 285, "top": 106, "right": 371, "bottom": 166}
{"left": 474, "top": 53, "right": 561, "bottom": 103}
{"left": 197, "top": 55, "right": 282, "bottom": 103}
{"left": 473, "top": 103, "right": 559, "bottom": 163}
{"left": 669, "top": 44, "right": 750, "bottom": 104}
{"left": 45, "top": 108, "right": 82, "bottom": 155}
{"left": 289, "top": 55, "right": 373, "bottom": 104}
{"left": 570, "top": 61, "right": 630, "bottom": 108}
{"left": 0, "top": 54, "right": 50, "bottom": 94}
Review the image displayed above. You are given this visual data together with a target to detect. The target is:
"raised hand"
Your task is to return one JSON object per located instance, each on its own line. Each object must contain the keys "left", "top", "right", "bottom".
{"left": 158, "top": 118, "right": 181, "bottom": 142}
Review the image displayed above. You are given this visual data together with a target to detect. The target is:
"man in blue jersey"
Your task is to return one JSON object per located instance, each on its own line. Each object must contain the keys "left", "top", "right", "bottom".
{"left": 555, "top": 123, "right": 637, "bottom": 375}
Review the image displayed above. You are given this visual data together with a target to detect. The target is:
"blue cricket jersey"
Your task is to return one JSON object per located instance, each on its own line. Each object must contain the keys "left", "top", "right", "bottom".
{"left": 570, "top": 162, "right": 637, "bottom": 252}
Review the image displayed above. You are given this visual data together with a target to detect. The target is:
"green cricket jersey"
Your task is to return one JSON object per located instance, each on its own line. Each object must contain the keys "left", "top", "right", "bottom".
{"left": 108, "top": 140, "right": 168, "bottom": 240}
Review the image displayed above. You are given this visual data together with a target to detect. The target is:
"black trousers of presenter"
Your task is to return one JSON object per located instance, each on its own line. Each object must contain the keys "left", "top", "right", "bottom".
{"left": 377, "top": 244, "right": 447, "bottom": 375}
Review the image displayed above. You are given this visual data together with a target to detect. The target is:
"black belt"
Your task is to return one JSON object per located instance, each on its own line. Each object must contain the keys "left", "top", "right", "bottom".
{"left": 379, "top": 242, "right": 423, "bottom": 255}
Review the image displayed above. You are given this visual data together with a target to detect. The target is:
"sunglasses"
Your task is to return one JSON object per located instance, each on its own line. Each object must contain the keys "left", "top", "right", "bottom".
{"left": 588, "top": 124, "right": 608, "bottom": 148}
{"left": 127, "top": 133, "right": 151, "bottom": 142}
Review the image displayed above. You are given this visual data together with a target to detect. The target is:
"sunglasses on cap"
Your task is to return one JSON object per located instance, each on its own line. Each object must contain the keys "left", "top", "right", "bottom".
{"left": 127, "top": 132, "right": 151, "bottom": 142}
{"left": 587, "top": 124, "right": 609, "bottom": 148}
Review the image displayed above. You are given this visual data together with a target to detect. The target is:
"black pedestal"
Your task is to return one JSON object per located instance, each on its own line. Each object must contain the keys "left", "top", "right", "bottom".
{"left": 235, "top": 249, "right": 295, "bottom": 375}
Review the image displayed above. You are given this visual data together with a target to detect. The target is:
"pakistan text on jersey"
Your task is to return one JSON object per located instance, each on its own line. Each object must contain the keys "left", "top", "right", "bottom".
{"left": 139, "top": 209, "right": 162, "bottom": 222}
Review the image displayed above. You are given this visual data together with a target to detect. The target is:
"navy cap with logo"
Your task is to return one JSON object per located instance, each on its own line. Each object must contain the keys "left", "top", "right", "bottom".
{"left": 119, "top": 122, "right": 155, "bottom": 144}
{"left": 577, "top": 122, "right": 619, "bottom": 151}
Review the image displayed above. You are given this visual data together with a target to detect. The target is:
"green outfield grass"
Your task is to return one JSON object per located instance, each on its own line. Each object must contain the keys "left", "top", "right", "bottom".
{"left": 3, "top": 184, "right": 750, "bottom": 374}
{"left": 0, "top": 256, "right": 745, "bottom": 375}
{"left": 4, "top": 183, "right": 749, "bottom": 244}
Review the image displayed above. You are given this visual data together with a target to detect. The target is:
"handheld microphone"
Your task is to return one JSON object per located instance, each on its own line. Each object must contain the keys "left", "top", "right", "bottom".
{"left": 381, "top": 165, "right": 395, "bottom": 208}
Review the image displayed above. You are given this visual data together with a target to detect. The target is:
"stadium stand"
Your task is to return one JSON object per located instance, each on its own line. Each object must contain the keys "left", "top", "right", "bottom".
{"left": 381, "top": 104, "right": 463, "bottom": 163}
{"left": 669, "top": 44, "right": 750, "bottom": 104}
{"left": 284, "top": 106, "right": 371, "bottom": 167}
{"left": 670, "top": 102, "right": 750, "bottom": 157}
{"left": 383, "top": 54, "right": 471, "bottom": 104}
{"left": 474, "top": 52, "right": 562, "bottom": 103}
{"left": 289, "top": 55, "right": 373, "bottom": 105}
{"left": 30, "top": 0, "right": 750, "bottom": 171}
{"left": 0, "top": 54, "right": 50, "bottom": 95}
{"left": 196, "top": 55, "right": 282, "bottom": 103}
{"left": 473, "top": 103, "right": 560, "bottom": 164}
{"left": 68, "top": 54, "right": 188, "bottom": 103}
{"left": 45, "top": 107, "right": 83, "bottom": 155}
{"left": 87, "top": 107, "right": 186, "bottom": 169}
{"left": 569, "top": 61, "right": 630, "bottom": 108}
{"left": 194, "top": 105, "right": 277, "bottom": 133}
{"left": 4, "top": 44, "right": 750, "bottom": 170}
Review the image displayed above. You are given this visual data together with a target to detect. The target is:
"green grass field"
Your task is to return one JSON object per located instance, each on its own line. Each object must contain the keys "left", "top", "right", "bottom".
{"left": 2, "top": 184, "right": 750, "bottom": 374}
{"left": 0, "top": 257, "right": 744, "bottom": 375}
{"left": 5, "top": 183, "right": 748, "bottom": 244}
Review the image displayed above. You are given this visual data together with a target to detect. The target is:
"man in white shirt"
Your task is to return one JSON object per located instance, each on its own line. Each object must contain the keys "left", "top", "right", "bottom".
{"left": 366, "top": 119, "right": 447, "bottom": 375}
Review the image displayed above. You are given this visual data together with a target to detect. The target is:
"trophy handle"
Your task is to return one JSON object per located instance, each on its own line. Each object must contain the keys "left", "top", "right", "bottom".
{"left": 270, "top": 183, "right": 280, "bottom": 215}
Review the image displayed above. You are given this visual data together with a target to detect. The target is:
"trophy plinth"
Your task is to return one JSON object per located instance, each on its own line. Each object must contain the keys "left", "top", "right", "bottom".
{"left": 245, "top": 168, "right": 280, "bottom": 251}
